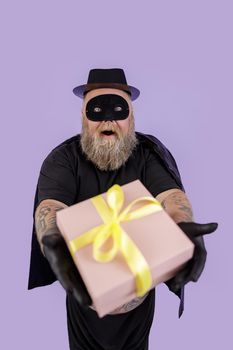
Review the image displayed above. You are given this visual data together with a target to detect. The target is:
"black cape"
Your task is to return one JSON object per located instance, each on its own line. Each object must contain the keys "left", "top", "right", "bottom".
{"left": 28, "top": 131, "right": 185, "bottom": 317}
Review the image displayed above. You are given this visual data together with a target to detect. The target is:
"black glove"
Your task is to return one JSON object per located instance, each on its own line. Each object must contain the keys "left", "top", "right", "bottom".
{"left": 165, "top": 222, "right": 218, "bottom": 293}
{"left": 42, "top": 233, "right": 92, "bottom": 307}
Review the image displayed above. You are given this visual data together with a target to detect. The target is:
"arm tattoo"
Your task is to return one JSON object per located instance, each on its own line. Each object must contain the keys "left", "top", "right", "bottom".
{"left": 161, "top": 191, "right": 193, "bottom": 223}
{"left": 35, "top": 206, "right": 51, "bottom": 233}
{"left": 89, "top": 292, "right": 149, "bottom": 314}
{"left": 109, "top": 293, "right": 149, "bottom": 314}
{"left": 35, "top": 201, "right": 67, "bottom": 249}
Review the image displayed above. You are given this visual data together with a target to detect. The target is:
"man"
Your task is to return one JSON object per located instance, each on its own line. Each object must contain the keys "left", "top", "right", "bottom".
{"left": 28, "top": 68, "right": 217, "bottom": 350}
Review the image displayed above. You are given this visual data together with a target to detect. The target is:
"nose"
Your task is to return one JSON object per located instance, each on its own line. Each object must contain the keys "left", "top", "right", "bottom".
{"left": 103, "top": 120, "right": 116, "bottom": 126}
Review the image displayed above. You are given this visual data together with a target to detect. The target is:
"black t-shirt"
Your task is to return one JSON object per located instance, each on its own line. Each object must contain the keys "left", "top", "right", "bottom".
{"left": 37, "top": 135, "right": 181, "bottom": 350}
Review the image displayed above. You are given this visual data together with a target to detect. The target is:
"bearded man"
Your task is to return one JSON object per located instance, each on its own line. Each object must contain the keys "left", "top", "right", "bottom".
{"left": 28, "top": 68, "right": 217, "bottom": 350}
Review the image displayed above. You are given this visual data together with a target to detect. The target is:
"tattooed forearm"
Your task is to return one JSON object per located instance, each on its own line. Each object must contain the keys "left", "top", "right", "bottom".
{"left": 109, "top": 293, "right": 149, "bottom": 314}
{"left": 35, "top": 206, "right": 52, "bottom": 233}
{"left": 89, "top": 292, "right": 149, "bottom": 314}
{"left": 35, "top": 199, "right": 68, "bottom": 253}
{"left": 160, "top": 190, "right": 193, "bottom": 223}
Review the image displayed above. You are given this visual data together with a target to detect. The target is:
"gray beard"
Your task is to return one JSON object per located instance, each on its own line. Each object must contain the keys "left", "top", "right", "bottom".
{"left": 80, "top": 121, "right": 138, "bottom": 171}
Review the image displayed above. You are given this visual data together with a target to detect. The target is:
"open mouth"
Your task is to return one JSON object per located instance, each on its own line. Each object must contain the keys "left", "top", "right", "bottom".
{"left": 101, "top": 130, "right": 115, "bottom": 136}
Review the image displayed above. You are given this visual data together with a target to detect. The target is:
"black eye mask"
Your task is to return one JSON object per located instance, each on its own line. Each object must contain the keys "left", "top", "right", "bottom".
{"left": 85, "top": 94, "right": 130, "bottom": 121}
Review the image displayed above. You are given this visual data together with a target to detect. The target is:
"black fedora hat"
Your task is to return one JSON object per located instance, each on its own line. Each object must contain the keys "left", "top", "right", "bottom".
{"left": 73, "top": 68, "right": 140, "bottom": 101}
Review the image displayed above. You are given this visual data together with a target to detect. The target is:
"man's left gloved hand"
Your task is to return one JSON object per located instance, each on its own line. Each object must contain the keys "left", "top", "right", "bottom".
{"left": 166, "top": 222, "right": 218, "bottom": 293}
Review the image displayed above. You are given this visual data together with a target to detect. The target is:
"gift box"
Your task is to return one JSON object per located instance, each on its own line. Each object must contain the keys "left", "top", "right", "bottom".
{"left": 56, "top": 180, "right": 195, "bottom": 318}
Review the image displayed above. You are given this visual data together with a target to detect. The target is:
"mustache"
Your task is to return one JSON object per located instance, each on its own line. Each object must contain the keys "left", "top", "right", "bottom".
{"left": 96, "top": 122, "right": 121, "bottom": 136}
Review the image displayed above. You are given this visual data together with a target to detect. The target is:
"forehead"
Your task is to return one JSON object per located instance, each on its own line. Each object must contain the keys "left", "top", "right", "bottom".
{"left": 83, "top": 88, "right": 132, "bottom": 106}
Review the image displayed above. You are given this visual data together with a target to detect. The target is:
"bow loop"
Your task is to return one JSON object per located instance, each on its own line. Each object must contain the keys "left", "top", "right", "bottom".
{"left": 107, "top": 184, "right": 124, "bottom": 218}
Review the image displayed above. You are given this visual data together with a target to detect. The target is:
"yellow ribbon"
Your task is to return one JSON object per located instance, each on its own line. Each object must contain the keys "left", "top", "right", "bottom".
{"left": 69, "top": 184, "right": 162, "bottom": 297}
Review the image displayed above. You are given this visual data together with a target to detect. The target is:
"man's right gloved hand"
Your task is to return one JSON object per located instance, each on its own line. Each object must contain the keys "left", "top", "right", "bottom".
{"left": 42, "top": 233, "right": 92, "bottom": 307}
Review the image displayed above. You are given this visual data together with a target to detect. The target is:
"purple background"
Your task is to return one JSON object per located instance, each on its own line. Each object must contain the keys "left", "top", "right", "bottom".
{"left": 1, "top": 0, "right": 232, "bottom": 348}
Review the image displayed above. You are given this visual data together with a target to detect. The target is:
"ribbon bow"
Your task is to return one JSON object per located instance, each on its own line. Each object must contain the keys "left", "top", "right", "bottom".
{"left": 69, "top": 184, "right": 162, "bottom": 297}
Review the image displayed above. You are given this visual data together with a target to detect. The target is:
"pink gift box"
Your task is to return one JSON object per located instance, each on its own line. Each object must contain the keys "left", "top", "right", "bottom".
{"left": 56, "top": 180, "right": 194, "bottom": 318}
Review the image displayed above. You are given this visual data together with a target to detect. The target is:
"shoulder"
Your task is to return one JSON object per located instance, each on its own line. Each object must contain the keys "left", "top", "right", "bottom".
{"left": 134, "top": 137, "right": 157, "bottom": 163}
{"left": 135, "top": 131, "right": 166, "bottom": 158}
{"left": 135, "top": 131, "right": 178, "bottom": 166}
{"left": 135, "top": 131, "right": 185, "bottom": 190}
{"left": 42, "top": 134, "right": 81, "bottom": 164}
{"left": 136, "top": 131, "right": 169, "bottom": 152}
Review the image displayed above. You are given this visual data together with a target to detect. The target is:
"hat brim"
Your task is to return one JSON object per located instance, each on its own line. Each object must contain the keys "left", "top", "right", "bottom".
{"left": 73, "top": 82, "right": 140, "bottom": 101}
